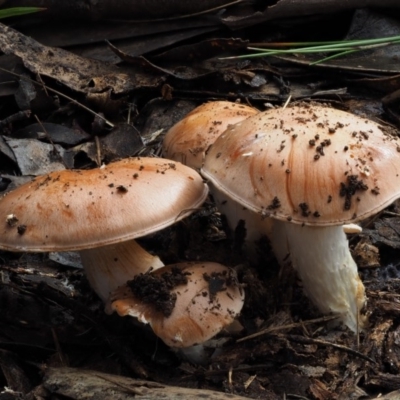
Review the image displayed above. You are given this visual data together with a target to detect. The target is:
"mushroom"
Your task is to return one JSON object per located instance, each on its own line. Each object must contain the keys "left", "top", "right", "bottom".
{"left": 106, "top": 261, "right": 244, "bottom": 361}
{"left": 202, "top": 102, "right": 400, "bottom": 332}
{"left": 163, "top": 101, "right": 258, "bottom": 170}
{"left": 0, "top": 157, "right": 208, "bottom": 301}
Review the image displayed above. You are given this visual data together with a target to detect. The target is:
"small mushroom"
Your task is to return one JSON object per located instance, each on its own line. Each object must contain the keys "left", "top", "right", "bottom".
{"left": 202, "top": 102, "right": 400, "bottom": 332}
{"left": 163, "top": 101, "right": 258, "bottom": 170}
{"left": 106, "top": 261, "right": 244, "bottom": 359}
{"left": 0, "top": 157, "right": 208, "bottom": 301}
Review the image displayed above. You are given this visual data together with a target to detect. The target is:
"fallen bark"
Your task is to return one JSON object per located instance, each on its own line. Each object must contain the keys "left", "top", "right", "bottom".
{"left": 39, "top": 367, "right": 252, "bottom": 400}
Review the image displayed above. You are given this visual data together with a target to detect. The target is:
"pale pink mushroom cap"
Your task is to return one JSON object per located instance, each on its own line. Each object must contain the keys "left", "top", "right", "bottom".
{"left": 202, "top": 102, "right": 400, "bottom": 226}
{"left": 163, "top": 101, "right": 258, "bottom": 169}
{"left": 107, "top": 262, "right": 244, "bottom": 348}
{"left": 0, "top": 157, "right": 208, "bottom": 252}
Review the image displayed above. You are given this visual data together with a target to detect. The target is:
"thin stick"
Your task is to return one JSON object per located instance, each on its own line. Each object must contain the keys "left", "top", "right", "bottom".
{"left": 237, "top": 315, "right": 339, "bottom": 343}
{"left": 284, "top": 334, "right": 375, "bottom": 363}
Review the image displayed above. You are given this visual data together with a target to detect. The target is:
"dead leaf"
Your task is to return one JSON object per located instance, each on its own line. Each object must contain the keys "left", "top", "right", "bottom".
{"left": 365, "top": 218, "right": 400, "bottom": 249}
{"left": 4, "top": 138, "right": 73, "bottom": 175}
{"left": 100, "top": 123, "right": 144, "bottom": 161}
{"left": 0, "top": 23, "right": 162, "bottom": 96}
{"left": 308, "top": 378, "right": 336, "bottom": 400}
{"left": 353, "top": 237, "right": 380, "bottom": 268}
{"left": 221, "top": 0, "right": 400, "bottom": 30}
{"left": 0, "top": 349, "right": 32, "bottom": 394}
{"left": 12, "top": 122, "right": 91, "bottom": 146}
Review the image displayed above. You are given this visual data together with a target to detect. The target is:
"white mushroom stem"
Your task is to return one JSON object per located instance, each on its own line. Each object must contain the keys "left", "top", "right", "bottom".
{"left": 208, "top": 185, "right": 366, "bottom": 332}
{"left": 270, "top": 220, "right": 366, "bottom": 332}
{"left": 80, "top": 239, "right": 164, "bottom": 302}
{"left": 209, "top": 182, "right": 274, "bottom": 257}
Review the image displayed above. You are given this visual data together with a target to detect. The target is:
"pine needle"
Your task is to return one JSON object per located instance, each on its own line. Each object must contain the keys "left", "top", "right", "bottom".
{"left": 221, "top": 36, "right": 400, "bottom": 65}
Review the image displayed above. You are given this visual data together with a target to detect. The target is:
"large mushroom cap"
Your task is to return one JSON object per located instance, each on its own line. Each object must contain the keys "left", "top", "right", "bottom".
{"left": 202, "top": 103, "right": 400, "bottom": 226}
{"left": 163, "top": 101, "right": 258, "bottom": 169}
{"left": 107, "top": 262, "right": 244, "bottom": 348}
{"left": 0, "top": 157, "right": 208, "bottom": 252}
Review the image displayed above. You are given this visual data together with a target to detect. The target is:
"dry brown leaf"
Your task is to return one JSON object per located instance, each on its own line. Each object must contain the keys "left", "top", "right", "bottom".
{"left": 0, "top": 23, "right": 162, "bottom": 96}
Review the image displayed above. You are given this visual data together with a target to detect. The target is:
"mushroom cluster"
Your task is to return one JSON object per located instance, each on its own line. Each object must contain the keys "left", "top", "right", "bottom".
{"left": 0, "top": 157, "right": 246, "bottom": 357}
{"left": 202, "top": 102, "right": 400, "bottom": 332}
{"left": 0, "top": 157, "right": 208, "bottom": 301}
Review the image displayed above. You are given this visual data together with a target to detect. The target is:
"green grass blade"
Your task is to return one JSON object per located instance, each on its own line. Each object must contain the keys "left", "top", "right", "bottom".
{"left": 0, "top": 7, "right": 46, "bottom": 19}
{"left": 310, "top": 50, "right": 357, "bottom": 65}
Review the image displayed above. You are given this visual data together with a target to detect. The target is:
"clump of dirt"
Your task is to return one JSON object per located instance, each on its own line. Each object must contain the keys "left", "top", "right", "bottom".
{"left": 127, "top": 267, "right": 189, "bottom": 317}
{"left": 203, "top": 269, "right": 239, "bottom": 301}
{"left": 340, "top": 174, "right": 369, "bottom": 210}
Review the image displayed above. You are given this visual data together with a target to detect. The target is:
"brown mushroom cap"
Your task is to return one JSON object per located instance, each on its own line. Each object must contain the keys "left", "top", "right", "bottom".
{"left": 107, "top": 262, "right": 244, "bottom": 348}
{"left": 202, "top": 103, "right": 400, "bottom": 226}
{"left": 163, "top": 101, "right": 258, "bottom": 169}
{"left": 0, "top": 157, "right": 208, "bottom": 252}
